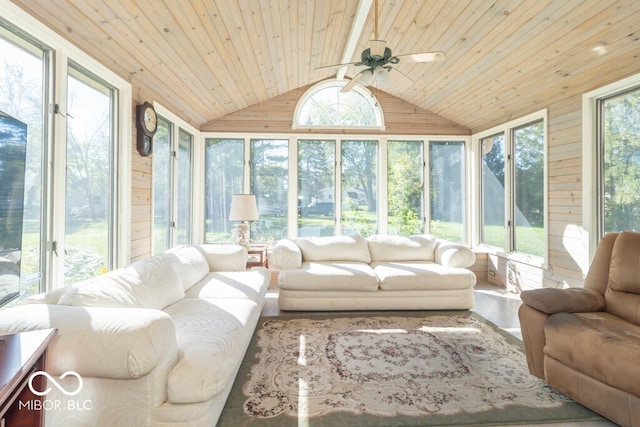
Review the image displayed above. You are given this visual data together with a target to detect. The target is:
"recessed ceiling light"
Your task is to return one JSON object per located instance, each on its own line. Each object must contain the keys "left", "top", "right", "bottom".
{"left": 592, "top": 44, "right": 607, "bottom": 55}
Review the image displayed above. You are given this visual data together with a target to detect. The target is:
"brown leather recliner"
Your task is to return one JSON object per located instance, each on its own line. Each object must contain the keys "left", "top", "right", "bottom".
{"left": 519, "top": 231, "right": 640, "bottom": 427}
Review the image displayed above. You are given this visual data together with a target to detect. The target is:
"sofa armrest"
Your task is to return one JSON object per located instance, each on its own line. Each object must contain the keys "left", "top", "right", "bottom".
{"left": 520, "top": 287, "right": 605, "bottom": 314}
{"left": 269, "top": 239, "right": 303, "bottom": 270}
{"left": 0, "top": 304, "right": 177, "bottom": 379}
{"left": 434, "top": 239, "right": 476, "bottom": 268}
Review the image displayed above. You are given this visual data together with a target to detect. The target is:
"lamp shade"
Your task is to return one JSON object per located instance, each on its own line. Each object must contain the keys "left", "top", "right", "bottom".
{"left": 228, "top": 194, "right": 259, "bottom": 221}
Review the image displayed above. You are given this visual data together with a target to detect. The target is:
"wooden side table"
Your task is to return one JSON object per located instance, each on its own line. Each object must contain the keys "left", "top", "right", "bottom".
{"left": 0, "top": 328, "right": 57, "bottom": 427}
{"left": 247, "top": 245, "right": 268, "bottom": 268}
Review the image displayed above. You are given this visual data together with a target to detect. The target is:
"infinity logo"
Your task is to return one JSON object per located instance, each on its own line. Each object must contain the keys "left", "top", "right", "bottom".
{"left": 28, "top": 371, "right": 83, "bottom": 397}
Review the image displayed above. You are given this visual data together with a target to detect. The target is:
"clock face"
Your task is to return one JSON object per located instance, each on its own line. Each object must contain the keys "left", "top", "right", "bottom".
{"left": 143, "top": 106, "right": 157, "bottom": 133}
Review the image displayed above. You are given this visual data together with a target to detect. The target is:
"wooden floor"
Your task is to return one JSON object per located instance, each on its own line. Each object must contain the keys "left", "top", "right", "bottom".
{"left": 259, "top": 283, "right": 617, "bottom": 427}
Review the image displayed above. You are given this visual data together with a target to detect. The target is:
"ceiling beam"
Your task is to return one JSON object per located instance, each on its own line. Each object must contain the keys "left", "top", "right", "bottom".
{"left": 336, "top": 0, "right": 373, "bottom": 81}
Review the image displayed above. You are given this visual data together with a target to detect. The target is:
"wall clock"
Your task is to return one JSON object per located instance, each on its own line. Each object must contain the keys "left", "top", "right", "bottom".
{"left": 136, "top": 102, "right": 157, "bottom": 157}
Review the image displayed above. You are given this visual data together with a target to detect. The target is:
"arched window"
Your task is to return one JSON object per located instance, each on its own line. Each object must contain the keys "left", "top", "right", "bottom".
{"left": 293, "top": 79, "right": 384, "bottom": 130}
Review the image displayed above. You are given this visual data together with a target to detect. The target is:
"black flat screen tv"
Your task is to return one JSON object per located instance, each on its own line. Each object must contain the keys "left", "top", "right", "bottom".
{"left": 0, "top": 110, "right": 27, "bottom": 306}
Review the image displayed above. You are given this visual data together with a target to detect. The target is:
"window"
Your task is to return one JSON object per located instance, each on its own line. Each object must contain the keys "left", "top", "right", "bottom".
{"left": 2, "top": 3, "right": 131, "bottom": 303}
{"left": 298, "top": 140, "right": 336, "bottom": 237}
{"left": 584, "top": 73, "right": 640, "bottom": 257}
{"left": 293, "top": 80, "right": 384, "bottom": 130}
{"left": 513, "top": 122, "right": 545, "bottom": 257}
{"left": 387, "top": 141, "right": 424, "bottom": 235}
{"left": 430, "top": 141, "right": 466, "bottom": 242}
{"left": 153, "top": 117, "right": 172, "bottom": 254}
{"left": 250, "top": 139, "right": 289, "bottom": 242}
{"left": 0, "top": 25, "right": 48, "bottom": 300}
{"left": 599, "top": 87, "right": 640, "bottom": 234}
{"left": 204, "top": 138, "right": 244, "bottom": 242}
{"left": 176, "top": 129, "right": 193, "bottom": 245}
{"left": 481, "top": 133, "right": 506, "bottom": 249}
{"left": 477, "top": 111, "right": 546, "bottom": 260}
{"left": 203, "top": 136, "right": 471, "bottom": 243}
{"left": 153, "top": 116, "right": 194, "bottom": 253}
{"left": 64, "top": 63, "right": 117, "bottom": 284}
{"left": 341, "top": 140, "right": 378, "bottom": 236}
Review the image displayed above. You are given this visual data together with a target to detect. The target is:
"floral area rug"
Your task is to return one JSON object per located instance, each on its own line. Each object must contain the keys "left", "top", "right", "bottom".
{"left": 219, "top": 312, "right": 604, "bottom": 426}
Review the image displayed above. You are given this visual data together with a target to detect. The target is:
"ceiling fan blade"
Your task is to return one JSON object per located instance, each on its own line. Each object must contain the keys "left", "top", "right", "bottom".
{"left": 388, "top": 67, "right": 414, "bottom": 87}
{"left": 315, "top": 61, "right": 360, "bottom": 70}
{"left": 341, "top": 69, "right": 373, "bottom": 92}
{"left": 396, "top": 51, "right": 445, "bottom": 63}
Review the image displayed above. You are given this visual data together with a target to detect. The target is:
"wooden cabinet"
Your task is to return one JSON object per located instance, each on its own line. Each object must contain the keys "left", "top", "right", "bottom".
{"left": 0, "top": 329, "right": 57, "bottom": 427}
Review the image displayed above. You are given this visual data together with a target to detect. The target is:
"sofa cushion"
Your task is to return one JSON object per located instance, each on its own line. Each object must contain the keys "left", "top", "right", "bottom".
{"left": 184, "top": 270, "right": 270, "bottom": 303}
{"left": 166, "top": 245, "right": 210, "bottom": 291}
{"left": 163, "top": 298, "right": 259, "bottom": 403}
{"left": 544, "top": 311, "right": 640, "bottom": 396}
{"left": 605, "top": 231, "right": 640, "bottom": 325}
{"left": 367, "top": 234, "right": 437, "bottom": 262}
{"left": 196, "top": 244, "right": 247, "bottom": 272}
{"left": 608, "top": 231, "right": 640, "bottom": 294}
{"left": 278, "top": 261, "right": 378, "bottom": 291}
{"left": 294, "top": 235, "right": 371, "bottom": 263}
{"left": 58, "top": 253, "right": 184, "bottom": 309}
{"left": 372, "top": 262, "right": 476, "bottom": 291}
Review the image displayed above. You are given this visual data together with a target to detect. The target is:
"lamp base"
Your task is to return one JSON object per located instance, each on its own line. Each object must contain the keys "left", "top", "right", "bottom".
{"left": 234, "top": 221, "right": 251, "bottom": 249}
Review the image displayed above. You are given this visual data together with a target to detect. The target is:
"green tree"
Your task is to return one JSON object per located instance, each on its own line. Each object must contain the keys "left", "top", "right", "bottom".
{"left": 514, "top": 121, "right": 544, "bottom": 227}
{"left": 388, "top": 141, "right": 423, "bottom": 235}
{"left": 603, "top": 90, "right": 640, "bottom": 231}
{"left": 298, "top": 140, "right": 334, "bottom": 204}
{"left": 205, "top": 139, "right": 244, "bottom": 239}
{"left": 342, "top": 140, "right": 377, "bottom": 212}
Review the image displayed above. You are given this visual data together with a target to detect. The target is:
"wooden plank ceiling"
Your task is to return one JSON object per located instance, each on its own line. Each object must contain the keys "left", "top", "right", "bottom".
{"left": 11, "top": 0, "right": 640, "bottom": 132}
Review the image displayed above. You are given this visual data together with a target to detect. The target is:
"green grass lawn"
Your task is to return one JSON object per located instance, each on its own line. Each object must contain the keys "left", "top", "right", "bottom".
{"left": 21, "top": 219, "right": 109, "bottom": 283}
{"left": 25, "top": 216, "right": 543, "bottom": 279}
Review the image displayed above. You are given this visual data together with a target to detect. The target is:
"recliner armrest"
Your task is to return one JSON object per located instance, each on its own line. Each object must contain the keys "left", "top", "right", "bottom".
{"left": 520, "top": 287, "right": 605, "bottom": 314}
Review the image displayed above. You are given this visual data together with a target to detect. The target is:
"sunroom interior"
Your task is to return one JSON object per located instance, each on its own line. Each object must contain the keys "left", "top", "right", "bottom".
{"left": 1, "top": 0, "right": 640, "bottom": 306}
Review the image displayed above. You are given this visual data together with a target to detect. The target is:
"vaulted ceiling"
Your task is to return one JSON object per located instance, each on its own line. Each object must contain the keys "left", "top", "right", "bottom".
{"left": 11, "top": 0, "right": 640, "bottom": 132}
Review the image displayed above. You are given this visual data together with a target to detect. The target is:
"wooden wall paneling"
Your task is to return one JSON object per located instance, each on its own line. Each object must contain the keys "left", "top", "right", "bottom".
{"left": 130, "top": 97, "right": 152, "bottom": 262}
{"left": 201, "top": 85, "right": 471, "bottom": 135}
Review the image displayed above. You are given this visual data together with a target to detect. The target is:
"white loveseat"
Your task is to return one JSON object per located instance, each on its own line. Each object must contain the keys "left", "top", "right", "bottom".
{"left": 0, "top": 244, "right": 269, "bottom": 427}
{"left": 269, "top": 234, "right": 477, "bottom": 311}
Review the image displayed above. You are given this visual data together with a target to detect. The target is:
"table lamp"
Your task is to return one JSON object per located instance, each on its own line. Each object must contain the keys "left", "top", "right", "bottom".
{"left": 228, "top": 194, "right": 259, "bottom": 248}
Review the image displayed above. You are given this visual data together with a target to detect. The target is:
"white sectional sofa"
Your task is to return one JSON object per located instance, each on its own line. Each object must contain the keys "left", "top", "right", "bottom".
{"left": 269, "top": 234, "right": 477, "bottom": 311}
{"left": 0, "top": 244, "right": 269, "bottom": 427}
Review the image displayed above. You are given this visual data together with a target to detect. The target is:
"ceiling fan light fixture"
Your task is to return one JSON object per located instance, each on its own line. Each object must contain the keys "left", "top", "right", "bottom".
{"left": 370, "top": 40, "right": 387, "bottom": 58}
{"left": 373, "top": 66, "right": 389, "bottom": 83}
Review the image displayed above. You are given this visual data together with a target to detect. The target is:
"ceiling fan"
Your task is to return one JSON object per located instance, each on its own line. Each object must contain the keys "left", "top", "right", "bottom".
{"left": 316, "top": 0, "right": 445, "bottom": 92}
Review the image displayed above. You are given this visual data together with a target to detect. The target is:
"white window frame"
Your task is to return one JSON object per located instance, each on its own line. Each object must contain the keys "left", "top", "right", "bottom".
{"left": 583, "top": 72, "right": 640, "bottom": 262}
{"left": 292, "top": 79, "right": 385, "bottom": 131}
{"left": 201, "top": 132, "right": 471, "bottom": 244}
{"left": 472, "top": 109, "right": 548, "bottom": 267}
{"left": 153, "top": 103, "right": 201, "bottom": 246}
{"left": 2, "top": 1, "right": 132, "bottom": 290}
